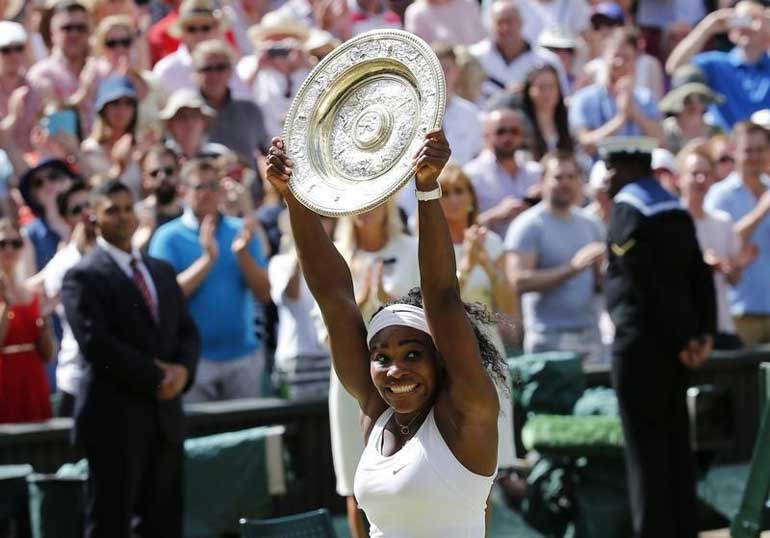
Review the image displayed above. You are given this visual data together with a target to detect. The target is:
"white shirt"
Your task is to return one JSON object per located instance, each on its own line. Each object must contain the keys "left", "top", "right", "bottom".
{"left": 463, "top": 149, "right": 542, "bottom": 236}
{"left": 444, "top": 96, "right": 484, "bottom": 166}
{"left": 96, "top": 236, "right": 159, "bottom": 309}
{"left": 469, "top": 39, "right": 567, "bottom": 101}
{"left": 153, "top": 45, "right": 253, "bottom": 101}
{"left": 268, "top": 251, "right": 328, "bottom": 362}
{"left": 44, "top": 243, "right": 84, "bottom": 395}
{"left": 236, "top": 59, "right": 311, "bottom": 137}
{"left": 519, "top": 0, "right": 591, "bottom": 43}
{"left": 694, "top": 210, "right": 741, "bottom": 334}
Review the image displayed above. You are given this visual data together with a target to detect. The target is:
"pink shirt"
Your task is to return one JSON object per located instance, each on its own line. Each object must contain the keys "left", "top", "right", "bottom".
{"left": 404, "top": 0, "right": 486, "bottom": 46}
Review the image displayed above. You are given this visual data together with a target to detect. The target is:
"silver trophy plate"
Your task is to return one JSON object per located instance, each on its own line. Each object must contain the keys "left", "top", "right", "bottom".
{"left": 283, "top": 29, "right": 446, "bottom": 217}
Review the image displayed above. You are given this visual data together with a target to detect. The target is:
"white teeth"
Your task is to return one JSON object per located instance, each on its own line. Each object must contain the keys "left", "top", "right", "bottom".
{"left": 390, "top": 384, "right": 417, "bottom": 394}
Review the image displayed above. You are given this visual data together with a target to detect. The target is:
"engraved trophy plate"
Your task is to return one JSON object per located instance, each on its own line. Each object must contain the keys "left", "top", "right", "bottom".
{"left": 283, "top": 29, "right": 446, "bottom": 217}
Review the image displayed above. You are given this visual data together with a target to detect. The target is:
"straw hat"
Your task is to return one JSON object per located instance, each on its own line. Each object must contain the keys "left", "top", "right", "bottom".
{"left": 248, "top": 10, "right": 310, "bottom": 46}
{"left": 659, "top": 65, "right": 724, "bottom": 115}
{"left": 169, "top": 0, "right": 225, "bottom": 39}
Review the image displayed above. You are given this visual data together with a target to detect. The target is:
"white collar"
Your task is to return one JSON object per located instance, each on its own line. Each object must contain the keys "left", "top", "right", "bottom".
{"left": 96, "top": 236, "right": 142, "bottom": 267}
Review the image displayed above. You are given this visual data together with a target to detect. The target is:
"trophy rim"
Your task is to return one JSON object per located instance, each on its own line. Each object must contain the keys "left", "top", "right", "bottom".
{"left": 282, "top": 28, "right": 446, "bottom": 218}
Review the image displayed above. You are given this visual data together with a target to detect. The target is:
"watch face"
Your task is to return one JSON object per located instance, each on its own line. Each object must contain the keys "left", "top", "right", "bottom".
{"left": 284, "top": 29, "right": 446, "bottom": 217}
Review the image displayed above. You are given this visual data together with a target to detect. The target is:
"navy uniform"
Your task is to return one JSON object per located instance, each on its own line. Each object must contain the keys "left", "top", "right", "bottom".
{"left": 605, "top": 155, "right": 716, "bottom": 537}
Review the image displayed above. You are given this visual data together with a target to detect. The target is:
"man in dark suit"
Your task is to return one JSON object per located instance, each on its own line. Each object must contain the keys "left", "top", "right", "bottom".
{"left": 62, "top": 181, "right": 200, "bottom": 538}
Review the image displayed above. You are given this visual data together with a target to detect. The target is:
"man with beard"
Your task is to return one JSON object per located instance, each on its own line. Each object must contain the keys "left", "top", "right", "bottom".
{"left": 464, "top": 107, "right": 542, "bottom": 237}
{"left": 602, "top": 136, "right": 715, "bottom": 538}
{"left": 43, "top": 181, "right": 97, "bottom": 417}
{"left": 134, "top": 146, "right": 184, "bottom": 251}
{"left": 504, "top": 151, "right": 605, "bottom": 361}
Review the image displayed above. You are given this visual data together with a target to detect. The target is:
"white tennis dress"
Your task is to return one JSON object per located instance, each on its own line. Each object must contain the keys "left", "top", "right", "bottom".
{"left": 354, "top": 408, "right": 495, "bottom": 537}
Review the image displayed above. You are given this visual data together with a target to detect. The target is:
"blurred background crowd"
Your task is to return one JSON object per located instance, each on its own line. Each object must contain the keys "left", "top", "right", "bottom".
{"left": 1, "top": 0, "right": 770, "bottom": 440}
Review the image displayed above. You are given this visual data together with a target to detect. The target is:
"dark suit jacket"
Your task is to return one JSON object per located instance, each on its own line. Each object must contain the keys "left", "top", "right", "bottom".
{"left": 62, "top": 246, "right": 200, "bottom": 446}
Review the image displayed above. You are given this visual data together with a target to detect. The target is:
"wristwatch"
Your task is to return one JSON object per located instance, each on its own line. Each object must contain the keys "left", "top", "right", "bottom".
{"left": 415, "top": 183, "right": 442, "bottom": 202}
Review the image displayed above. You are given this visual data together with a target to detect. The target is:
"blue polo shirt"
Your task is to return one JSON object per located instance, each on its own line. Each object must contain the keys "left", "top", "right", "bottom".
{"left": 693, "top": 48, "right": 770, "bottom": 130}
{"left": 149, "top": 211, "right": 267, "bottom": 360}
{"left": 569, "top": 83, "right": 661, "bottom": 137}
{"left": 704, "top": 172, "right": 770, "bottom": 315}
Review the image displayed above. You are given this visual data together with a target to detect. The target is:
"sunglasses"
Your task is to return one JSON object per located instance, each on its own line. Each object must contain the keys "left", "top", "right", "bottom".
{"left": 591, "top": 18, "right": 622, "bottom": 30}
{"left": 0, "top": 239, "right": 23, "bottom": 250}
{"left": 184, "top": 24, "right": 213, "bottom": 34}
{"left": 148, "top": 166, "right": 176, "bottom": 178}
{"left": 31, "top": 171, "right": 66, "bottom": 189}
{"left": 105, "top": 37, "right": 133, "bottom": 49}
{"left": 68, "top": 202, "right": 89, "bottom": 216}
{"left": 192, "top": 180, "right": 220, "bottom": 192}
{"left": 718, "top": 155, "right": 735, "bottom": 165}
{"left": 496, "top": 126, "right": 522, "bottom": 136}
{"left": 60, "top": 23, "right": 89, "bottom": 33}
{"left": 0, "top": 44, "right": 25, "bottom": 55}
{"left": 197, "top": 62, "right": 230, "bottom": 73}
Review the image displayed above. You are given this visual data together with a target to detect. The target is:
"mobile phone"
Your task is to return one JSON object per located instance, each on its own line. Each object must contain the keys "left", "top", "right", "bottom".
{"left": 729, "top": 14, "right": 753, "bottom": 29}
{"left": 266, "top": 45, "right": 291, "bottom": 58}
{"left": 42, "top": 109, "right": 79, "bottom": 138}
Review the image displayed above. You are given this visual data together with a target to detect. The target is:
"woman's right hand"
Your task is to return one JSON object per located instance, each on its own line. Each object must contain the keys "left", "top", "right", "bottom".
{"left": 265, "top": 138, "right": 293, "bottom": 197}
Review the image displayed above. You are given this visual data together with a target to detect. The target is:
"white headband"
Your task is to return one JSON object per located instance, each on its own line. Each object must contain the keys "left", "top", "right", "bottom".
{"left": 366, "top": 304, "right": 431, "bottom": 347}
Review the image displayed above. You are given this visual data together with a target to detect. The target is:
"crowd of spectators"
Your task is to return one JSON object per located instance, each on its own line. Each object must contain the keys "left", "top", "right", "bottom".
{"left": 2, "top": 0, "right": 770, "bottom": 427}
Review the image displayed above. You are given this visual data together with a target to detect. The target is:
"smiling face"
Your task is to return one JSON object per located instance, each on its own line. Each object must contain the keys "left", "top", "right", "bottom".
{"left": 369, "top": 325, "right": 441, "bottom": 414}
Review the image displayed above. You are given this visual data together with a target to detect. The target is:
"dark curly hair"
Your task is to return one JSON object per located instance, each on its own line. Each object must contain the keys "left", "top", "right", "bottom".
{"left": 372, "top": 287, "right": 510, "bottom": 393}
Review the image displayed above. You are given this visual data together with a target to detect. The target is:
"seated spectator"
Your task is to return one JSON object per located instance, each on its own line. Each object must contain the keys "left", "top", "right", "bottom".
{"left": 0, "top": 21, "right": 42, "bottom": 153}
{"left": 660, "top": 65, "right": 725, "bottom": 155}
{"left": 80, "top": 76, "right": 143, "bottom": 197}
{"left": 709, "top": 132, "right": 736, "bottom": 183}
{"left": 70, "top": 15, "right": 153, "bottom": 133}
{"left": 469, "top": 0, "right": 564, "bottom": 103}
{"left": 404, "top": 0, "right": 485, "bottom": 46}
{"left": 193, "top": 39, "right": 269, "bottom": 173}
{"left": 152, "top": 0, "right": 251, "bottom": 100}
{"left": 237, "top": 12, "right": 312, "bottom": 137}
{"left": 349, "top": 0, "right": 401, "bottom": 36}
{"left": 705, "top": 122, "right": 770, "bottom": 346}
{"left": 505, "top": 151, "right": 605, "bottom": 362}
{"left": 520, "top": 64, "right": 573, "bottom": 161}
{"left": 666, "top": 1, "right": 770, "bottom": 129}
{"left": 464, "top": 107, "right": 542, "bottom": 237}
{"left": 159, "top": 88, "right": 222, "bottom": 160}
{"left": 435, "top": 43, "right": 483, "bottom": 165}
{"left": 268, "top": 212, "right": 333, "bottom": 400}
{"left": 84, "top": 0, "right": 151, "bottom": 64}
{"left": 18, "top": 159, "right": 75, "bottom": 271}
{"left": 149, "top": 158, "right": 271, "bottom": 402}
{"left": 570, "top": 27, "right": 663, "bottom": 155}
{"left": 133, "top": 145, "right": 184, "bottom": 251}
{"left": 0, "top": 218, "right": 56, "bottom": 424}
{"left": 27, "top": 0, "right": 91, "bottom": 107}
{"left": 679, "top": 142, "right": 756, "bottom": 350}
{"left": 537, "top": 27, "right": 579, "bottom": 95}
{"left": 43, "top": 180, "right": 96, "bottom": 416}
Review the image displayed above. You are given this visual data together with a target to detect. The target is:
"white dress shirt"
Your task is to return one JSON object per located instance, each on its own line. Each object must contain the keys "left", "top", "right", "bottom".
{"left": 97, "top": 236, "right": 159, "bottom": 309}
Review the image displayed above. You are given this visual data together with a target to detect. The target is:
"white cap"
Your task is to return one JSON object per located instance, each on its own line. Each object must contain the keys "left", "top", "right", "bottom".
{"left": 652, "top": 148, "right": 677, "bottom": 173}
{"left": 0, "top": 21, "right": 28, "bottom": 49}
{"left": 751, "top": 109, "right": 770, "bottom": 131}
{"left": 538, "top": 26, "right": 577, "bottom": 50}
{"left": 159, "top": 88, "right": 216, "bottom": 120}
{"left": 588, "top": 160, "right": 608, "bottom": 193}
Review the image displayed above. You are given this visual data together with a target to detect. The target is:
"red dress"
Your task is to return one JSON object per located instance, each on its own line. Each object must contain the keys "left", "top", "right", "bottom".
{"left": 0, "top": 296, "right": 52, "bottom": 423}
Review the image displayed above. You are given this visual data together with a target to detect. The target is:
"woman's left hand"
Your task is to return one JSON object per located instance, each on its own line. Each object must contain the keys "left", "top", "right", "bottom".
{"left": 412, "top": 129, "right": 451, "bottom": 190}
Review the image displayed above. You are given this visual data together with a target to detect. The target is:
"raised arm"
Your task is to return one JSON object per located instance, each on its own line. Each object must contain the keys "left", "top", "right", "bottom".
{"left": 414, "top": 130, "right": 498, "bottom": 418}
{"left": 265, "top": 139, "right": 379, "bottom": 412}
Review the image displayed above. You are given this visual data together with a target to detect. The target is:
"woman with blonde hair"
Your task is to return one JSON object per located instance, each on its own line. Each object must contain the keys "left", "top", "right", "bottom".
{"left": 330, "top": 198, "right": 420, "bottom": 538}
{"left": 0, "top": 218, "right": 57, "bottom": 423}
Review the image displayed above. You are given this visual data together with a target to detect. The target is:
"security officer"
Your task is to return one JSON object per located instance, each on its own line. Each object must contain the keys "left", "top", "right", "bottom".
{"left": 602, "top": 136, "right": 716, "bottom": 538}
